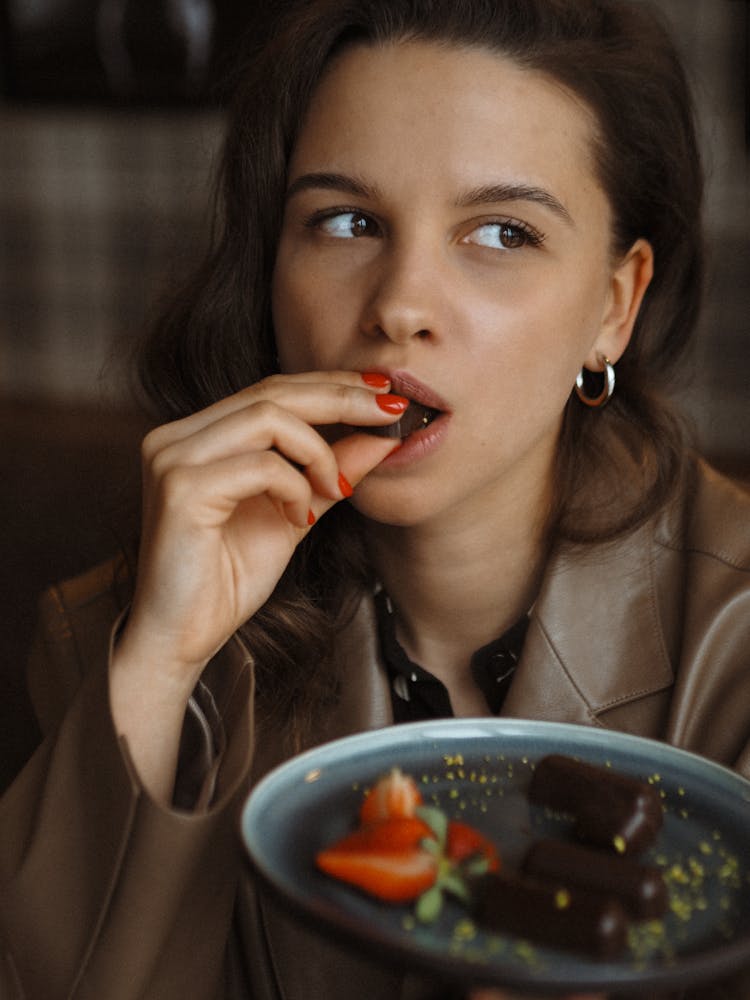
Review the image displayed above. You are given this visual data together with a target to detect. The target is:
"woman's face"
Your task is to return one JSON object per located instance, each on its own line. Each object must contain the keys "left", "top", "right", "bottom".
{"left": 272, "top": 41, "right": 646, "bottom": 528}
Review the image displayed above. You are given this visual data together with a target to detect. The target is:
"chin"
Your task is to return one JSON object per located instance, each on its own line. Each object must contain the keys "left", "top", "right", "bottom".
{"left": 350, "top": 483, "right": 444, "bottom": 529}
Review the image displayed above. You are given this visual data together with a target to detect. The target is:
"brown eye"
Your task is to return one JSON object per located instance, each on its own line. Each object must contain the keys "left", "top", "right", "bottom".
{"left": 497, "top": 224, "right": 526, "bottom": 248}
{"left": 350, "top": 212, "right": 372, "bottom": 237}
{"left": 318, "top": 210, "right": 379, "bottom": 238}
{"left": 468, "top": 221, "right": 544, "bottom": 251}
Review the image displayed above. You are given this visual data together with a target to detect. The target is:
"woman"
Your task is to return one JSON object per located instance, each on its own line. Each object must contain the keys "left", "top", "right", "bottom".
{"left": 1, "top": 1, "right": 748, "bottom": 998}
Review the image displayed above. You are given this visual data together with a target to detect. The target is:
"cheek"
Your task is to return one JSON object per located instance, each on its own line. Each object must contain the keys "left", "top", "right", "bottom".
{"left": 474, "top": 291, "right": 595, "bottom": 371}
{"left": 466, "top": 288, "right": 602, "bottom": 422}
{"left": 526, "top": 272, "right": 610, "bottom": 371}
{"left": 271, "top": 254, "right": 329, "bottom": 371}
{"left": 274, "top": 254, "right": 364, "bottom": 372}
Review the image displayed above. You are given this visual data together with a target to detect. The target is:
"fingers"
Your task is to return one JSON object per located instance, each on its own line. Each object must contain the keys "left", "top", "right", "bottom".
{"left": 330, "top": 431, "right": 400, "bottom": 489}
{"left": 146, "top": 424, "right": 400, "bottom": 551}
{"left": 303, "top": 431, "right": 400, "bottom": 525}
{"left": 142, "top": 371, "right": 406, "bottom": 528}
{"left": 147, "top": 403, "right": 347, "bottom": 504}
{"left": 155, "top": 449, "right": 322, "bottom": 531}
{"left": 147, "top": 371, "right": 402, "bottom": 446}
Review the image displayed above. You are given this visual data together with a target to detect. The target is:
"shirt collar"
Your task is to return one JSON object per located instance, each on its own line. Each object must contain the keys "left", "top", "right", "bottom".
{"left": 374, "top": 587, "right": 529, "bottom": 716}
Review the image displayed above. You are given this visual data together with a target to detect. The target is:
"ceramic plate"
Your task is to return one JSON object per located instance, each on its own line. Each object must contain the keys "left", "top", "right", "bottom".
{"left": 241, "top": 720, "right": 750, "bottom": 994}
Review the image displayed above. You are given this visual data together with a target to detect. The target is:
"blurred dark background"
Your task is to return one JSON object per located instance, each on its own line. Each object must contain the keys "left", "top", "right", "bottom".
{"left": 1, "top": 0, "right": 748, "bottom": 791}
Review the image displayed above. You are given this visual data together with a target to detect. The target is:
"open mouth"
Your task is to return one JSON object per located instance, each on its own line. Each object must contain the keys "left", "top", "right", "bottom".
{"left": 365, "top": 400, "right": 441, "bottom": 440}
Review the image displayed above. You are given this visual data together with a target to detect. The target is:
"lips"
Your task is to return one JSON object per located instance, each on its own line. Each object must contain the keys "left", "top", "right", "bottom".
{"left": 365, "top": 401, "right": 439, "bottom": 439}
{"left": 362, "top": 371, "right": 448, "bottom": 441}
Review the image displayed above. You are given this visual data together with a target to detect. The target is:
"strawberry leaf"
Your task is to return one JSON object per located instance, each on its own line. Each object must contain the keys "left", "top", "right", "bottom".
{"left": 415, "top": 805, "right": 448, "bottom": 849}
{"left": 439, "top": 870, "right": 471, "bottom": 905}
{"left": 464, "top": 855, "right": 492, "bottom": 877}
{"left": 420, "top": 837, "right": 441, "bottom": 857}
{"left": 415, "top": 884, "right": 444, "bottom": 923}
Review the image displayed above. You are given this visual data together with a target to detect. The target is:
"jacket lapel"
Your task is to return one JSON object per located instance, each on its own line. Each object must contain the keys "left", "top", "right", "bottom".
{"left": 316, "top": 512, "right": 679, "bottom": 736}
{"left": 503, "top": 516, "right": 678, "bottom": 732}
{"left": 319, "top": 596, "right": 394, "bottom": 742}
{"left": 314, "top": 509, "right": 680, "bottom": 739}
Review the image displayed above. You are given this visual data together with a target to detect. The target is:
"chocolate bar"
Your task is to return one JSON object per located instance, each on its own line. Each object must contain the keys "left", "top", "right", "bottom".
{"left": 528, "top": 755, "right": 663, "bottom": 854}
{"left": 470, "top": 871, "right": 629, "bottom": 959}
{"left": 523, "top": 838, "right": 668, "bottom": 919}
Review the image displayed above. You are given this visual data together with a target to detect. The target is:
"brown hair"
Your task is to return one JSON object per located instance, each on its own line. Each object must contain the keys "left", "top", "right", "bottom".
{"left": 136, "top": 0, "right": 703, "bottom": 730}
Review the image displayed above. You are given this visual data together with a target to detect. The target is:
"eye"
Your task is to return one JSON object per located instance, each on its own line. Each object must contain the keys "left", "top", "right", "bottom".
{"left": 466, "top": 221, "right": 544, "bottom": 251}
{"left": 311, "top": 210, "right": 380, "bottom": 239}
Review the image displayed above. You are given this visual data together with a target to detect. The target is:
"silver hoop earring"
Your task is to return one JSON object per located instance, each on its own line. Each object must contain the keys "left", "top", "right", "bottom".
{"left": 575, "top": 357, "right": 615, "bottom": 408}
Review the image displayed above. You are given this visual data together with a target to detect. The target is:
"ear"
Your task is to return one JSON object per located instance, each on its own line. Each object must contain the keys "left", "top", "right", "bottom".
{"left": 585, "top": 238, "right": 654, "bottom": 369}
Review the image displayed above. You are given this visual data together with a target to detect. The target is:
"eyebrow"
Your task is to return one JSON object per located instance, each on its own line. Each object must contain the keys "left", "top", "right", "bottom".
{"left": 285, "top": 172, "right": 380, "bottom": 202}
{"left": 457, "top": 183, "right": 574, "bottom": 227}
{"left": 285, "top": 172, "right": 574, "bottom": 227}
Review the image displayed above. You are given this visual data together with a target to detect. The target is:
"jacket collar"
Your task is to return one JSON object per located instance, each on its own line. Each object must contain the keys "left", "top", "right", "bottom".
{"left": 503, "top": 514, "right": 677, "bottom": 724}
{"left": 321, "top": 505, "right": 680, "bottom": 741}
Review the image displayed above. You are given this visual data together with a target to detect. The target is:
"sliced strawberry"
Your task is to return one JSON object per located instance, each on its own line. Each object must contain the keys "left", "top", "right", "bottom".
{"left": 316, "top": 816, "right": 437, "bottom": 902}
{"left": 446, "top": 820, "right": 501, "bottom": 872}
{"left": 327, "top": 816, "right": 435, "bottom": 854}
{"left": 316, "top": 846, "right": 438, "bottom": 902}
{"left": 359, "top": 767, "right": 423, "bottom": 824}
{"left": 316, "top": 772, "right": 502, "bottom": 916}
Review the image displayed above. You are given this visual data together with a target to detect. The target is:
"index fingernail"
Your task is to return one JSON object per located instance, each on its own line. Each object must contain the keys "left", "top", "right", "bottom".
{"left": 376, "top": 394, "right": 409, "bottom": 414}
{"left": 361, "top": 372, "right": 390, "bottom": 388}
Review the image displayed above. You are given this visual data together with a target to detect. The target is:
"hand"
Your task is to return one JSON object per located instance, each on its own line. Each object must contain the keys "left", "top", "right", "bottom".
{"left": 110, "top": 370, "right": 401, "bottom": 798}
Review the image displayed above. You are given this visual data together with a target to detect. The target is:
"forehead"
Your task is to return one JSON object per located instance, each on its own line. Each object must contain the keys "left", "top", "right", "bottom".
{"left": 288, "top": 40, "right": 603, "bottom": 209}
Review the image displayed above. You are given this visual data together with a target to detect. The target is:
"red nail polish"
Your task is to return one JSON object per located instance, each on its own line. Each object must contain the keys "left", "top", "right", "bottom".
{"left": 376, "top": 394, "right": 409, "bottom": 414}
{"left": 338, "top": 472, "right": 354, "bottom": 498}
{"left": 307, "top": 509, "right": 316, "bottom": 526}
{"left": 361, "top": 372, "right": 390, "bottom": 388}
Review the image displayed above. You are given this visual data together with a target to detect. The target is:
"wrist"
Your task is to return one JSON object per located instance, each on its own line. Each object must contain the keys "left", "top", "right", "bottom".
{"left": 109, "top": 633, "right": 204, "bottom": 805}
{"left": 113, "top": 612, "right": 210, "bottom": 703}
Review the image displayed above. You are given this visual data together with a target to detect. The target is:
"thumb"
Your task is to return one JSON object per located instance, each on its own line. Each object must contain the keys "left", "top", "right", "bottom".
{"left": 310, "top": 431, "right": 400, "bottom": 520}
{"left": 334, "top": 430, "right": 402, "bottom": 483}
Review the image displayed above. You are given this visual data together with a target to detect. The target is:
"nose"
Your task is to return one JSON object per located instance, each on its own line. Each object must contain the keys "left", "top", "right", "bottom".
{"left": 360, "top": 242, "right": 442, "bottom": 345}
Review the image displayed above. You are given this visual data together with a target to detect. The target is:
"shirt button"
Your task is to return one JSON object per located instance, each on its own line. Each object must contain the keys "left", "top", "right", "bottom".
{"left": 393, "top": 675, "right": 410, "bottom": 701}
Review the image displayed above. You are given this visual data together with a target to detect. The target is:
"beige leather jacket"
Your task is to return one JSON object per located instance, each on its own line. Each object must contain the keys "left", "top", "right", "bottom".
{"left": 1, "top": 460, "right": 748, "bottom": 999}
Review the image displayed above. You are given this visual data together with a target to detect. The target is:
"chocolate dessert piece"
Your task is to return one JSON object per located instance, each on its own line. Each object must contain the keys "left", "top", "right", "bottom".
{"left": 470, "top": 871, "right": 629, "bottom": 959}
{"left": 523, "top": 839, "right": 668, "bottom": 919}
{"left": 364, "top": 401, "right": 438, "bottom": 438}
{"left": 528, "top": 755, "right": 663, "bottom": 854}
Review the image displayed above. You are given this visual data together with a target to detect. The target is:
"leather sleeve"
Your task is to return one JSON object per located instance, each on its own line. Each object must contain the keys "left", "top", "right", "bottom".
{"left": 0, "top": 565, "right": 254, "bottom": 1000}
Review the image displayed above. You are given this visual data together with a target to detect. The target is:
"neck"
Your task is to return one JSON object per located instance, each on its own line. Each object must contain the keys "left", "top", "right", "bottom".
{"left": 365, "top": 475, "right": 550, "bottom": 711}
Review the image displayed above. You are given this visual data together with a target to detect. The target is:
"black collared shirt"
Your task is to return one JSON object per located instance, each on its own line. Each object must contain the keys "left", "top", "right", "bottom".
{"left": 374, "top": 589, "right": 529, "bottom": 722}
